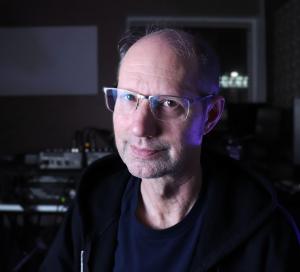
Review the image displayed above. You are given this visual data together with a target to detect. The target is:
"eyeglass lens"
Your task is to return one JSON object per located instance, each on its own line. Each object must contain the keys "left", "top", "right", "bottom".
{"left": 104, "top": 88, "right": 189, "bottom": 121}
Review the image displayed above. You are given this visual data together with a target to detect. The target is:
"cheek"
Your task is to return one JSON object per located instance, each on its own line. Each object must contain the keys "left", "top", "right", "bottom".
{"left": 165, "top": 121, "right": 205, "bottom": 157}
{"left": 183, "top": 116, "right": 206, "bottom": 146}
{"left": 113, "top": 114, "right": 126, "bottom": 143}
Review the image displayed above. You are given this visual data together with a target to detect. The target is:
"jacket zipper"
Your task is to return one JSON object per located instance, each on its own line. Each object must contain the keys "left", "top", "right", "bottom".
{"left": 80, "top": 250, "right": 84, "bottom": 272}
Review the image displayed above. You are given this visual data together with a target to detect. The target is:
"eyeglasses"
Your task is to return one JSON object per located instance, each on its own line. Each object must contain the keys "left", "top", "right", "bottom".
{"left": 102, "top": 87, "right": 213, "bottom": 121}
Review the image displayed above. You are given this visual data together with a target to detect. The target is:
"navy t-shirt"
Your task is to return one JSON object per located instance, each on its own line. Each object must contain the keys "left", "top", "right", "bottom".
{"left": 113, "top": 177, "right": 206, "bottom": 272}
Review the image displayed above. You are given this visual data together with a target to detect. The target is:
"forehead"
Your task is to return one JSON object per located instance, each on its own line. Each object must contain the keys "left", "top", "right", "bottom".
{"left": 118, "top": 34, "right": 199, "bottom": 96}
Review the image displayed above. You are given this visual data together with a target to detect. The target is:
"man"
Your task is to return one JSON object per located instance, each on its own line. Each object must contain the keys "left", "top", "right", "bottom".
{"left": 40, "top": 28, "right": 300, "bottom": 271}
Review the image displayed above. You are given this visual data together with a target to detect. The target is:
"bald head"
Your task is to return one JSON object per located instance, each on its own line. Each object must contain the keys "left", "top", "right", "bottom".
{"left": 118, "top": 33, "right": 200, "bottom": 94}
{"left": 118, "top": 27, "right": 220, "bottom": 95}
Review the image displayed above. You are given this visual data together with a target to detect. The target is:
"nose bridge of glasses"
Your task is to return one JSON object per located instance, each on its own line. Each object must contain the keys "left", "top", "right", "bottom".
{"left": 134, "top": 94, "right": 158, "bottom": 121}
{"left": 135, "top": 94, "right": 150, "bottom": 109}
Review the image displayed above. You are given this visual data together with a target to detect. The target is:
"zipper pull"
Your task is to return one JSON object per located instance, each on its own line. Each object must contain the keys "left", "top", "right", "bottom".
{"left": 80, "top": 250, "right": 84, "bottom": 272}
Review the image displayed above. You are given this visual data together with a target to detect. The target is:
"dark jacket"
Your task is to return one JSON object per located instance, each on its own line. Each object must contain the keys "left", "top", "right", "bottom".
{"left": 40, "top": 154, "right": 300, "bottom": 272}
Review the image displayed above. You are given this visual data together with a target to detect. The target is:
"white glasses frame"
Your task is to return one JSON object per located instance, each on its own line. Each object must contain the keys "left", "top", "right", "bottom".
{"left": 102, "top": 87, "right": 214, "bottom": 121}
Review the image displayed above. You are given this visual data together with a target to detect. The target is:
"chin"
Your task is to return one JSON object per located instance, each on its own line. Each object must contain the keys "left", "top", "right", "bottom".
{"left": 125, "top": 160, "right": 171, "bottom": 179}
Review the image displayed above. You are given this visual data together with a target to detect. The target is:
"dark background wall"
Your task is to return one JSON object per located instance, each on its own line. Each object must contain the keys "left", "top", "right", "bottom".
{"left": 266, "top": 0, "right": 300, "bottom": 108}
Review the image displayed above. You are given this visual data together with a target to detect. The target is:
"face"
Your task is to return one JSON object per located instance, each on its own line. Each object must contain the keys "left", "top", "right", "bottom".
{"left": 113, "top": 34, "right": 220, "bottom": 179}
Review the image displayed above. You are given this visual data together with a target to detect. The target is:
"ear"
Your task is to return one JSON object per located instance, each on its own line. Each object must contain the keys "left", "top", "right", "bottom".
{"left": 204, "top": 96, "right": 225, "bottom": 135}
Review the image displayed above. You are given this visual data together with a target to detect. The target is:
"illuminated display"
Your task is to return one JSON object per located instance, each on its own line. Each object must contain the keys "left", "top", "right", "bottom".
{"left": 220, "top": 71, "right": 248, "bottom": 89}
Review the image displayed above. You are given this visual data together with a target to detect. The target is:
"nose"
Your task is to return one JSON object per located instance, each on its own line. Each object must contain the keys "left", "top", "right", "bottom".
{"left": 131, "top": 99, "right": 159, "bottom": 138}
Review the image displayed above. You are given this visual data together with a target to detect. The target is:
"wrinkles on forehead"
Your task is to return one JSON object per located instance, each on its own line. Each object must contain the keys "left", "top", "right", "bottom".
{"left": 120, "top": 64, "right": 186, "bottom": 82}
{"left": 118, "top": 71, "right": 197, "bottom": 96}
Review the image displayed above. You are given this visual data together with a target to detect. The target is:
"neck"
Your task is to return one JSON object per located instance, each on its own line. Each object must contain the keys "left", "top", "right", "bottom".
{"left": 136, "top": 165, "right": 203, "bottom": 229}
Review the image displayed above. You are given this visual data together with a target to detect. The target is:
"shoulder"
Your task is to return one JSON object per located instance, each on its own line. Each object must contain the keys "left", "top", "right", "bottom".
{"left": 265, "top": 205, "right": 300, "bottom": 249}
{"left": 251, "top": 206, "right": 300, "bottom": 270}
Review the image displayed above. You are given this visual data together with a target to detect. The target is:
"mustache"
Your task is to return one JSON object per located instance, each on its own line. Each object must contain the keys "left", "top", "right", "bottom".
{"left": 129, "top": 138, "right": 169, "bottom": 150}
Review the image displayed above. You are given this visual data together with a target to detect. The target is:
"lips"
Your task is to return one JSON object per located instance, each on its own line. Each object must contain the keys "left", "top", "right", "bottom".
{"left": 130, "top": 145, "right": 164, "bottom": 159}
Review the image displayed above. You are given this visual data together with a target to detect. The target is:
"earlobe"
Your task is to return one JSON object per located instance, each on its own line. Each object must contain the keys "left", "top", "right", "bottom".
{"left": 204, "top": 96, "right": 225, "bottom": 135}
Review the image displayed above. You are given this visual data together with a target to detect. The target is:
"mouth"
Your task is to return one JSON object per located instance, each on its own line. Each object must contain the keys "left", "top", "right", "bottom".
{"left": 130, "top": 145, "right": 165, "bottom": 159}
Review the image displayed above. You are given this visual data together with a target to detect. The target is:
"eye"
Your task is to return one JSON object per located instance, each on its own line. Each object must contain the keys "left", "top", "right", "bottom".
{"left": 161, "top": 99, "right": 179, "bottom": 108}
{"left": 125, "top": 94, "right": 135, "bottom": 101}
{"left": 120, "top": 92, "right": 136, "bottom": 102}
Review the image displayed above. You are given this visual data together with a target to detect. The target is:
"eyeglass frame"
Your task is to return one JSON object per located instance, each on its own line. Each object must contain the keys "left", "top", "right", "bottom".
{"left": 102, "top": 87, "right": 214, "bottom": 121}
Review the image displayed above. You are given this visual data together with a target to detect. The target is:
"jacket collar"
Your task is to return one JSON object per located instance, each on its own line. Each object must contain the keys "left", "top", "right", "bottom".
{"left": 77, "top": 154, "right": 130, "bottom": 238}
